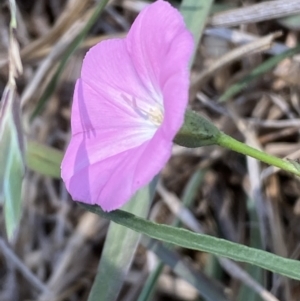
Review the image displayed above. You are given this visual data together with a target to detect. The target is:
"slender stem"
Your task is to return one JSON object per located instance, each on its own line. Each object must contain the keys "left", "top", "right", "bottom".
{"left": 216, "top": 132, "right": 300, "bottom": 177}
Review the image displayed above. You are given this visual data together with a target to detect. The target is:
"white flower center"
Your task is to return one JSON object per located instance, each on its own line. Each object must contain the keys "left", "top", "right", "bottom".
{"left": 121, "top": 93, "right": 164, "bottom": 127}
{"left": 148, "top": 107, "right": 163, "bottom": 126}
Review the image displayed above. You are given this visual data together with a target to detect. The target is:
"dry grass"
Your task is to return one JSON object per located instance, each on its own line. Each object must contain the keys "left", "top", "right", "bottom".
{"left": 0, "top": 0, "right": 300, "bottom": 300}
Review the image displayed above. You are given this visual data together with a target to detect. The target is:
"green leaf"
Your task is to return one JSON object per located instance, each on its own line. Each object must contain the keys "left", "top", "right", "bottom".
{"left": 237, "top": 199, "right": 264, "bottom": 301}
{"left": 141, "top": 236, "right": 229, "bottom": 301}
{"left": 211, "top": 3, "right": 236, "bottom": 14}
{"left": 26, "top": 141, "right": 63, "bottom": 179}
{"left": 0, "top": 89, "right": 25, "bottom": 240}
{"left": 180, "top": 0, "right": 214, "bottom": 64}
{"left": 137, "top": 261, "right": 163, "bottom": 301}
{"left": 137, "top": 170, "right": 205, "bottom": 301}
{"left": 88, "top": 179, "right": 157, "bottom": 301}
{"left": 180, "top": 169, "right": 205, "bottom": 208}
{"left": 80, "top": 203, "right": 300, "bottom": 281}
{"left": 278, "top": 14, "right": 300, "bottom": 31}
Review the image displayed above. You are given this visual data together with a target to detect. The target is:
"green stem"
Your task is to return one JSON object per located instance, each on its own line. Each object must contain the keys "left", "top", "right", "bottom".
{"left": 216, "top": 132, "right": 300, "bottom": 176}
{"left": 176, "top": 110, "right": 300, "bottom": 177}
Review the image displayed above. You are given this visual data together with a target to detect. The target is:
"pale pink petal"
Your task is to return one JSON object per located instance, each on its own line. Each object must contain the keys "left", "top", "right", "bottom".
{"left": 63, "top": 127, "right": 172, "bottom": 211}
{"left": 126, "top": 0, "right": 193, "bottom": 95}
{"left": 61, "top": 0, "right": 194, "bottom": 211}
{"left": 126, "top": 0, "right": 194, "bottom": 137}
{"left": 76, "top": 38, "right": 162, "bottom": 137}
{"left": 61, "top": 79, "right": 155, "bottom": 182}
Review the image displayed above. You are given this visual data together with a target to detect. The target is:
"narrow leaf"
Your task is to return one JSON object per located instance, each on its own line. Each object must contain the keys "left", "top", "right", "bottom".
{"left": 237, "top": 199, "right": 264, "bottom": 301}
{"left": 180, "top": 0, "right": 214, "bottom": 64}
{"left": 138, "top": 170, "right": 205, "bottom": 301}
{"left": 141, "top": 236, "right": 229, "bottom": 301}
{"left": 0, "top": 89, "right": 25, "bottom": 240}
{"left": 80, "top": 203, "right": 300, "bottom": 281}
{"left": 278, "top": 14, "right": 300, "bottom": 30}
{"left": 88, "top": 179, "right": 157, "bottom": 301}
{"left": 26, "top": 141, "right": 63, "bottom": 179}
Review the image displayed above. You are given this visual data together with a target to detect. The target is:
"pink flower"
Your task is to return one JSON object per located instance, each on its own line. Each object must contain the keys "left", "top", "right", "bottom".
{"left": 61, "top": 0, "right": 193, "bottom": 211}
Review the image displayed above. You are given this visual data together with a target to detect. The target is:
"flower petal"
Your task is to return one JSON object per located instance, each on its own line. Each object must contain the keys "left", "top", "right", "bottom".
{"left": 78, "top": 39, "right": 162, "bottom": 137}
{"left": 62, "top": 128, "right": 172, "bottom": 211}
{"left": 126, "top": 0, "right": 193, "bottom": 94}
{"left": 61, "top": 0, "right": 194, "bottom": 211}
{"left": 126, "top": 0, "right": 194, "bottom": 137}
{"left": 62, "top": 79, "right": 156, "bottom": 180}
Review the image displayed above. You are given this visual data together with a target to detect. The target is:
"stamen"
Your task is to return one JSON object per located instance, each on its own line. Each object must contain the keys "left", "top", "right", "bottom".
{"left": 148, "top": 107, "right": 163, "bottom": 126}
{"left": 121, "top": 93, "right": 164, "bottom": 126}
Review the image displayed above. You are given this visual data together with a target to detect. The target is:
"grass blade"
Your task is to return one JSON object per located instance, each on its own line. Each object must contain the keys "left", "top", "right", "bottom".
{"left": 141, "top": 236, "right": 229, "bottom": 301}
{"left": 0, "top": 90, "right": 24, "bottom": 239}
{"left": 26, "top": 141, "right": 63, "bottom": 179}
{"left": 88, "top": 179, "right": 157, "bottom": 301}
{"left": 137, "top": 170, "right": 205, "bottom": 301}
{"left": 80, "top": 202, "right": 300, "bottom": 281}
{"left": 237, "top": 199, "right": 264, "bottom": 301}
{"left": 180, "top": 0, "right": 214, "bottom": 64}
{"left": 0, "top": 0, "right": 24, "bottom": 240}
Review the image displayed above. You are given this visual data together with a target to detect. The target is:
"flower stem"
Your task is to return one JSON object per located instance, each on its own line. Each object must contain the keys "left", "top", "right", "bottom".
{"left": 176, "top": 110, "right": 300, "bottom": 177}
{"left": 216, "top": 132, "right": 300, "bottom": 177}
